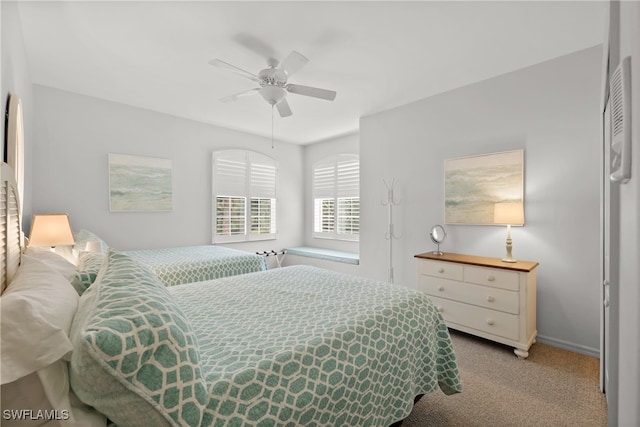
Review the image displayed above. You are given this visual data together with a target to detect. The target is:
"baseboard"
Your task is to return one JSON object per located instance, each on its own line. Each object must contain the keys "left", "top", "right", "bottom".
{"left": 536, "top": 334, "right": 600, "bottom": 359}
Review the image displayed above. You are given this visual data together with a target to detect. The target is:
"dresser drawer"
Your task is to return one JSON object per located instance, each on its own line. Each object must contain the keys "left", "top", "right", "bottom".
{"left": 419, "top": 276, "right": 519, "bottom": 315}
{"left": 418, "top": 260, "right": 463, "bottom": 281}
{"left": 464, "top": 265, "right": 519, "bottom": 291}
{"left": 429, "top": 296, "right": 519, "bottom": 341}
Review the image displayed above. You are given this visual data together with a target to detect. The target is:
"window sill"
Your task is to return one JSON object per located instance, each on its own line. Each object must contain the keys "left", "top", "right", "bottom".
{"left": 285, "top": 246, "right": 359, "bottom": 265}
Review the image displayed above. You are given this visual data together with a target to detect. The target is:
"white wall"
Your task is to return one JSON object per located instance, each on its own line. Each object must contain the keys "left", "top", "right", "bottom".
{"left": 1, "top": 1, "right": 33, "bottom": 221}
{"left": 359, "top": 46, "right": 603, "bottom": 356}
{"left": 31, "top": 85, "right": 304, "bottom": 254}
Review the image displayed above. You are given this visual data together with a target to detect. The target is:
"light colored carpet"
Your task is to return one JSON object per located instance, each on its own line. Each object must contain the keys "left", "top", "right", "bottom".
{"left": 402, "top": 330, "right": 607, "bottom": 426}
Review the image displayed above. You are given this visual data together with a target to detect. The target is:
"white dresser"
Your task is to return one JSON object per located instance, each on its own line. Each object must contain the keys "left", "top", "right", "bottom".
{"left": 415, "top": 252, "right": 539, "bottom": 358}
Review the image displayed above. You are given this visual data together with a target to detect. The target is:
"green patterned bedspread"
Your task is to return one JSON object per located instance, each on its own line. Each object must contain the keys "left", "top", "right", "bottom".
{"left": 169, "top": 265, "right": 461, "bottom": 426}
{"left": 124, "top": 245, "right": 267, "bottom": 286}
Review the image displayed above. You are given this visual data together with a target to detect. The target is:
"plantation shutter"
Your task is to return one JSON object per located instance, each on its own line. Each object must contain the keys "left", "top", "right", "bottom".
{"left": 337, "top": 154, "right": 359, "bottom": 198}
{"left": 336, "top": 154, "right": 359, "bottom": 238}
{"left": 313, "top": 160, "right": 336, "bottom": 199}
{"left": 313, "top": 154, "right": 359, "bottom": 240}
{"left": 213, "top": 150, "right": 277, "bottom": 243}
{"left": 313, "top": 158, "right": 336, "bottom": 235}
{"left": 214, "top": 150, "right": 246, "bottom": 197}
{"left": 250, "top": 153, "right": 277, "bottom": 199}
{"left": 249, "top": 152, "right": 277, "bottom": 238}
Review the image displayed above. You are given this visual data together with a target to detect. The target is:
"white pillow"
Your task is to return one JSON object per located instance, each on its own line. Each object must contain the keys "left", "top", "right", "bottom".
{"left": 23, "top": 247, "right": 77, "bottom": 279}
{"left": 1, "top": 256, "right": 79, "bottom": 384}
{"left": 0, "top": 256, "right": 105, "bottom": 426}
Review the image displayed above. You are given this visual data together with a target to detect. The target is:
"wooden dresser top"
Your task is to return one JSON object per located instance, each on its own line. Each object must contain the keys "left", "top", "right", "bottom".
{"left": 414, "top": 252, "right": 539, "bottom": 272}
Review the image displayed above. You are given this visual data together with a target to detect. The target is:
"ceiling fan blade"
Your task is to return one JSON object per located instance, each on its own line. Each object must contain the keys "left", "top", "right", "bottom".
{"left": 209, "top": 59, "right": 260, "bottom": 82}
{"left": 220, "top": 88, "right": 260, "bottom": 103}
{"left": 276, "top": 99, "right": 293, "bottom": 118}
{"left": 286, "top": 84, "right": 336, "bottom": 101}
{"left": 233, "top": 33, "right": 279, "bottom": 67}
{"left": 280, "top": 51, "right": 309, "bottom": 77}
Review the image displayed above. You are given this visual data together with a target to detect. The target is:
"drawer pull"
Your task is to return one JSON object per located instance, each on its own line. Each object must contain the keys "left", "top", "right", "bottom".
{"left": 437, "top": 306, "right": 444, "bottom": 313}
{"left": 438, "top": 286, "right": 445, "bottom": 292}
{"left": 487, "top": 296, "right": 495, "bottom": 303}
{"left": 487, "top": 275, "right": 496, "bottom": 282}
{"left": 486, "top": 319, "right": 495, "bottom": 326}
{"left": 438, "top": 268, "right": 445, "bottom": 274}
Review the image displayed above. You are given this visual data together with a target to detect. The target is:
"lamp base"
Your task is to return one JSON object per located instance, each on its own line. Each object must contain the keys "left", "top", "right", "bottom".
{"left": 502, "top": 227, "right": 517, "bottom": 263}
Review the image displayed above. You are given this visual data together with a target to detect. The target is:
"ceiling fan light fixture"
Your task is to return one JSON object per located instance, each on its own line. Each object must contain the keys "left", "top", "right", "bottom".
{"left": 259, "top": 86, "right": 287, "bottom": 106}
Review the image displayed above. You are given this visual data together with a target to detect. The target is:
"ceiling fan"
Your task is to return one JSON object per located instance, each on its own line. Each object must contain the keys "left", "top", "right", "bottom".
{"left": 209, "top": 50, "right": 336, "bottom": 118}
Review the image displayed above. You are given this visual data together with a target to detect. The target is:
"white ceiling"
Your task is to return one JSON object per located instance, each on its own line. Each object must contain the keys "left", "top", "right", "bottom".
{"left": 17, "top": 1, "right": 606, "bottom": 144}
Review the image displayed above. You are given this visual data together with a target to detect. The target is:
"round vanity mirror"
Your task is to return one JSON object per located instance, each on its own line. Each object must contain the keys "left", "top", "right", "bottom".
{"left": 430, "top": 224, "right": 446, "bottom": 255}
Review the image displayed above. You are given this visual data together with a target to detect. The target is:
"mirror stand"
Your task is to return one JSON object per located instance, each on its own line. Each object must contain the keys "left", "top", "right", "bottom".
{"left": 430, "top": 224, "right": 446, "bottom": 256}
{"left": 433, "top": 242, "right": 443, "bottom": 256}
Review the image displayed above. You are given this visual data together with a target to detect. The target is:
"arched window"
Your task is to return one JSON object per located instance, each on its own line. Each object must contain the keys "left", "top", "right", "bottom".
{"left": 212, "top": 150, "right": 277, "bottom": 243}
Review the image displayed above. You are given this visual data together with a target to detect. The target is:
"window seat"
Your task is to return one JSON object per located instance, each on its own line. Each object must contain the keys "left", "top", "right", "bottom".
{"left": 285, "top": 247, "right": 360, "bottom": 265}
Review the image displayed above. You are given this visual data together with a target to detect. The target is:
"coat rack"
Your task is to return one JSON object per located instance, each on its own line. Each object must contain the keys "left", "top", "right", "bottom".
{"left": 381, "top": 179, "right": 401, "bottom": 283}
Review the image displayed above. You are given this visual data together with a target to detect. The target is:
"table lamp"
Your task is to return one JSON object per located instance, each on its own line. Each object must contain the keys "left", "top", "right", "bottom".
{"left": 494, "top": 202, "right": 524, "bottom": 263}
{"left": 28, "top": 213, "right": 75, "bottom": 251}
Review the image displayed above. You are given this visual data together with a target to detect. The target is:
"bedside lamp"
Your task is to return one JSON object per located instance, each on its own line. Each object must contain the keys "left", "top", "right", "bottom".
{"left": 28, "top": 213, "right": 75, "bottom": 251}
{"left": 494, "top": 202, "right": 524, "bottom": 263}
{"left": 85, "top": 241, "right": 102, "bottom": 253}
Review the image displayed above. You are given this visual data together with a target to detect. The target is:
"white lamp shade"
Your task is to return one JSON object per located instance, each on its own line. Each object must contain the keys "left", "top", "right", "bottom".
{"left": 28, "top": 214, "right": 75, "bottom": 247}
{"left": 494, "top": 202, "right": 524, "bottom": 225}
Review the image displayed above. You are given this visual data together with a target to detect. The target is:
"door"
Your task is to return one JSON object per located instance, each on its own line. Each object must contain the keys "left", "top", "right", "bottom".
{"left": 602, "top": 95, "right": 619, "bottom": 425}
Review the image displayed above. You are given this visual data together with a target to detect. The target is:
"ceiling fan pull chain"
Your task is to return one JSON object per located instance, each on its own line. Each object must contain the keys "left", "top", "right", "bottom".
{"left": 271, "top": 104, "right": 274, "bottom": 149}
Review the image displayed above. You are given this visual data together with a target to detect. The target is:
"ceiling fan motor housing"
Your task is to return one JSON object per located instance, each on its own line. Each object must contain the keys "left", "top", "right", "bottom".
{"left": 258, "top": 67, "right": 287, "bottom": 105}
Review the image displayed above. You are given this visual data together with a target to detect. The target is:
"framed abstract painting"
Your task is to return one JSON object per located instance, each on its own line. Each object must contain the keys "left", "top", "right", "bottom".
{"left": 109, "top": 153, "right": 173, "bottom": 212}
{"left": 444, "top": 150, "right": 524, "bottom": 225}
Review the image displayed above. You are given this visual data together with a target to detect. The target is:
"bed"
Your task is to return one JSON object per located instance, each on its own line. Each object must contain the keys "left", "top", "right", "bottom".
{"left": 0, "top": 162, "right": 461, "bottom": 426}
{"left": 123, "top": 245, "right": 267, "bottom": 286}
{"left": 69, "top": 233, "right": 267, "bottom": 292}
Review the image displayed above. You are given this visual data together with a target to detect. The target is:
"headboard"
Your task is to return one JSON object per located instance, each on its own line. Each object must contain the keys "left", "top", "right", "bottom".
{"left": 1, "top": 162, "right": 22, "bottom": 294}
